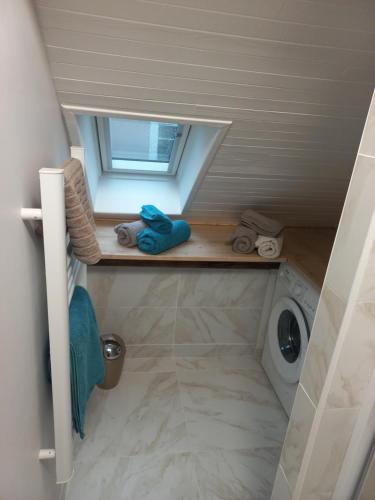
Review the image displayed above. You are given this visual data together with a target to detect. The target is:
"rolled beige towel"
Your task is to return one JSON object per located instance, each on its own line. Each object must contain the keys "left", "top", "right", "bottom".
{"left": 255, "top": 234, "right": 284, "bottom": 259}
{"left": 241, "top": 209, "right": 284, "bottom": 237}
{"left": 114, "top": 220, "right": 147, "bottom": 247}
{"left": 230, "top": 225, "right": 257, "bottom": 254}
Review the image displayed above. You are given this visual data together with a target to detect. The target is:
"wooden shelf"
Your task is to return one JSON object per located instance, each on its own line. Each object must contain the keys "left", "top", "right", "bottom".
{"left": 96, "top": 221, "right": 287, "bottom": 263}
{"left": 95, "top": 220, "right": 335, "bottom": 289}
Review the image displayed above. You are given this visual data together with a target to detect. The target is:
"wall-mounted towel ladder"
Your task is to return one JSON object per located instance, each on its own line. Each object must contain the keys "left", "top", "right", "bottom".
{"left": 21, "top": 147, "right": 86, "bottom": 484}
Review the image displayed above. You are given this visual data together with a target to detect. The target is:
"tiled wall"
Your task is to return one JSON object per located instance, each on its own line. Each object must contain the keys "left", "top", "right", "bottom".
{"left": 272, "top": 91, "right": 375, "bottom": 500}
{"left": 88, "top": 266, "right": 272, "bottom": 359}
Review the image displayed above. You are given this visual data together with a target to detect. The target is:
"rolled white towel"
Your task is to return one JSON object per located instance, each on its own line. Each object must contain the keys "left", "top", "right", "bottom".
{"left": 255, "top": 234, "right": 283, "bottom": 259}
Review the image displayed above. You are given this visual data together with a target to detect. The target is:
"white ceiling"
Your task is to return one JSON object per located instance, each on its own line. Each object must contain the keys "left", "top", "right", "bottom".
{"left": 34, "top": 0, "right": 375, "bottom": 226}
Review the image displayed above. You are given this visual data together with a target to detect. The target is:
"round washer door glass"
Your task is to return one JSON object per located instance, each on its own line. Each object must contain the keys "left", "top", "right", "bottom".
{"left": 277, "top": 310, "right": 301, "bottom": 364}
{"left": 267, "top": 296, "right": 309, "bottom": 384}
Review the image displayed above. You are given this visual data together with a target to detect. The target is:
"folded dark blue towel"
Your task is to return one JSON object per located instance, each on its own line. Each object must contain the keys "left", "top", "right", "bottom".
{"left": 140, "top": 205, "right": 173, "bottom": 234}
{"left": 69, "top": 286, "right": 104, "bottom": 438}
{"left": 137, "top": 220, "right": 191, "bottom": 255}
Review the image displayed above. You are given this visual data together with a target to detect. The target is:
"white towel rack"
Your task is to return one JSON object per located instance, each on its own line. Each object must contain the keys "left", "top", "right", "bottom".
{"left": 21, "top": 148, "right": 86, "bottom": 484}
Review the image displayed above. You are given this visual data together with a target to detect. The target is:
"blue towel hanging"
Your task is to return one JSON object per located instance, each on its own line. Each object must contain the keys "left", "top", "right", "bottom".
{"left": 69, "top": 286, "right": 104, "bottom": 438}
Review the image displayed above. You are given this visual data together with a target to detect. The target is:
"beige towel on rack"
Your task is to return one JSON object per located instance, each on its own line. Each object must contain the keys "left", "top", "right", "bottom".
{"left": 63, "top": 159, "right": 101, "bottom": 265}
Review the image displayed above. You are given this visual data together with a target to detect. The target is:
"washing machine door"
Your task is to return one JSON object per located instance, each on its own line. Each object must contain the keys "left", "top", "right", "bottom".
{"left": 267, "top": 296, "right": 309, "bottom": 384}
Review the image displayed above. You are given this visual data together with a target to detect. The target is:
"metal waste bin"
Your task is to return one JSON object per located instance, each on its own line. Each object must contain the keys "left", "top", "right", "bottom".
{"left": 98, "top": 334, "right": 126, "bottom": 390}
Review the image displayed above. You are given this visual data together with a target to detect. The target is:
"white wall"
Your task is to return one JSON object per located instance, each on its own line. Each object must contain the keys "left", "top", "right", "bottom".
{"left": 0, "top": 2, "right": 69, "bottom": 499}
{"left": 34, "top": 0, "right": 375, "bottom": 225}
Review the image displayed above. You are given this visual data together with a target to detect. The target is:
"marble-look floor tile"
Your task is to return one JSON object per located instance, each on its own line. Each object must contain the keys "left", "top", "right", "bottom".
{"left": 96, "top": 306, "right": 176, "bottom": 345}
{"left": 68, "top": 453, "right": 200, "bottom": 500}
{"left": 174, "top": 344, "right": 218, "bottom": 358}
{"left": 193, "top": 448, "right": 280, "bottom": 500}
{"left": 176, "top": 356, "right": 262, "bottom": 373}
{"left": 124, "top": 357, "right": 176, "bottom": 373}
{"left": 118, "top": 452, "right": 200, "bottom": 500}
{"left": 215, "top": 344, "right": 255, "bottom": 357}
{"left": 216, "top": 356, "right": 261, "bottom": 371}
{"left": 175, "top": 307, "right": 260, "bottom": 345}
{"left": 67, "top": 457, "right": 129, "bottom": 500}
{"left": 178, "top": 366, "right": 288, "bottom": 452}
{"left": 74, "top": 371, "right": 190, "bottom": 462}
{"left": 174, "top": 344, "right": 255, "bottom": 358}
{"left": 176, "top": 357, "right": 220, "bottom": 371}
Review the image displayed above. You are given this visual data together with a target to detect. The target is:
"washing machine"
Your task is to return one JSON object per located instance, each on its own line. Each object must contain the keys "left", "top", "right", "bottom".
{"left": 261, "top": 263, "right": 320, "bottom": 416}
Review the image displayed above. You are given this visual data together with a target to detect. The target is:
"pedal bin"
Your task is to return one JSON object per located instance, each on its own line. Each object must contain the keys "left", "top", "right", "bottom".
{"left": 98, "top": 334, "right": 126, "bottom": 390}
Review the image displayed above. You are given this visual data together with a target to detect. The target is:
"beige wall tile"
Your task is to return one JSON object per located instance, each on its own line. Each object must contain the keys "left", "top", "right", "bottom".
{"left": 324, "top": 154, "right": 375, "bottom": 303}
{"left": 173, "top": 344, "right": 254, "bottom": 358}
{"left": 126, "top": 345, "right": 173, "bottom": 358}
{"left": 175, "top": 307, "right": 261, "bottom": 345}
{"left": 96, "top": 306, "right": 175, "bottom": 345}
{"left": 358, "top": 240, "right": 375, "bottom": 303}
{"left": 357, "top": 452, "right": 375, "bottom": 500}
{"left": 178, "top": 269, "right": 269, "bottom": 307}
{"left": 271, "top": 466, "right": 292, "bottom": 500}
{"left": 280, "top": 385, "right": 316, "bottom": 491}
{"left": 88, "top": 267, "right": 180, "bottom": 308}
{"left": 298, "top": 407, "right": 358, "bottom": 500}
{"left": 301, "top": 286, "right": 346, "bottom": 405}
{"left": 327, "top": 303, "right": 375, "bottom": 409}
{"left": 359, "top": 91, "right": 375, "bottom": 157}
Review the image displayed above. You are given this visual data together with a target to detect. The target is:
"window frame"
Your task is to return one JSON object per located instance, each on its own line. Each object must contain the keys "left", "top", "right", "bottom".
{"left": 96, "top": 116, "right": 190, "bottom": 176}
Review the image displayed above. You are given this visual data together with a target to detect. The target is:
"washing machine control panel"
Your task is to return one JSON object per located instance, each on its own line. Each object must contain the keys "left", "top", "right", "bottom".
{"left": 278, "top": 264, "right": 320, "bottom": 319}
{"left": 293, "top": 283, "right": 306, "bottom": 298}
{"left": 301, "top": 288, "right": 319, "bottom": 317}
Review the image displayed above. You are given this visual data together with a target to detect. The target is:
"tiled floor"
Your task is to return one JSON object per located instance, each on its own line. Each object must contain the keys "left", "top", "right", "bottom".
{"left": 67, "top": 356, "right": 288, "bottom": 500}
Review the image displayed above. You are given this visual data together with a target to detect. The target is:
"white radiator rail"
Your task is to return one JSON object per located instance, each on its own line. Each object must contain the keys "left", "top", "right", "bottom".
{"left": 39, "top": 167, "right": 74, "bottom": 484}
{"left": 21, "top": 148, "right": 86, "bottom": 484}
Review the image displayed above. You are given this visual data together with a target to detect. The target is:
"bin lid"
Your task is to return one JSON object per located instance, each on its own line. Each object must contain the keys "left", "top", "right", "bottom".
{"left": 103, "top": 340, "right": 122, "bottom": 360}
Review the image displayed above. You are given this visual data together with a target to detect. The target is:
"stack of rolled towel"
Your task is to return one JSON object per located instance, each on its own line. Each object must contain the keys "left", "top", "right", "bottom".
{"left": 230, "top": 209, "right": 284, "bottom": 259}
{"left": 114, "top": 205, "right": 191, "bottom": 255}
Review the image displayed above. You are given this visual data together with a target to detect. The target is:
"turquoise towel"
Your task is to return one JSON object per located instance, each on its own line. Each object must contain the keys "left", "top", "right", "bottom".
{"left": 140, "top": 205, "right": 173, "bottom": 234}
{"left": 69, "top": 286, "right": 104, "bottom": 438}
{"left": 137, "top": 220, "right": 191, "bottom": 255}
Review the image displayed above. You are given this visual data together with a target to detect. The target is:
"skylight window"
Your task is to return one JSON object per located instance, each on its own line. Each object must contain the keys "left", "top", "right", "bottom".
{"left": 97, "top": 117, "right": 190, "bottom": 175}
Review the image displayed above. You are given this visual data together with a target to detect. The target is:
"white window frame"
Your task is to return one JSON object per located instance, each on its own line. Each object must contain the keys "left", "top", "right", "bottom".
{"left": 96, "top": 116, "right": 190, "bottom": 176}
{"left": 61, "top": 105, "right": 232, "bottom": 215}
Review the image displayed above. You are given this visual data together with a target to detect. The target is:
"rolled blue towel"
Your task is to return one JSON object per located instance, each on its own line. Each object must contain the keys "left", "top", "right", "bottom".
{"left": 140, "top": 205, "right": 173, "bottom": 234}
{"left": 137, "top": 220, "right": 191, "bottom": 255}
